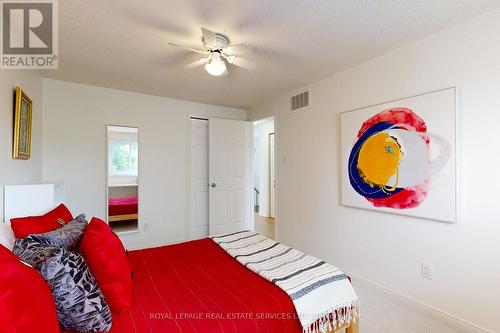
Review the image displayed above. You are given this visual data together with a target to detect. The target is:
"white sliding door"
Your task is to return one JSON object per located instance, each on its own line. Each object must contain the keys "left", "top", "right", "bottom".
{"left": 209, "top": 118, "right": 252, "bottom": 236}
{"left": 189, "top": 119, "right": 209, "bottom": 239}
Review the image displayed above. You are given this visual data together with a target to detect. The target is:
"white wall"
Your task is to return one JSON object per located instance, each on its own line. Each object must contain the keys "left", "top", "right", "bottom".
{"left": 250, "top": 8, "right": 500, "bottom": 333}
{"left": 0, "top": 71, "right": 43, "bottom": 222}
{"left": 42, "top": 79, "right": 246, "bottom": 250}
{"left": 253, "top": 117, "right": 274, "bottom": 217}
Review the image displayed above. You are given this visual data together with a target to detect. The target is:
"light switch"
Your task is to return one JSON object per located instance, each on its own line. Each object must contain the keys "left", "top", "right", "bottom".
{"left": 421, "top": 262, "right": 434, "bottom": 280}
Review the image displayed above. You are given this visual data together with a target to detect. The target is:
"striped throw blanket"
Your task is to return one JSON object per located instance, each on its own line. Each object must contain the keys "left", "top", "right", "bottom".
{"left": 212, "top": 231, "right": 359, "bottom": 333}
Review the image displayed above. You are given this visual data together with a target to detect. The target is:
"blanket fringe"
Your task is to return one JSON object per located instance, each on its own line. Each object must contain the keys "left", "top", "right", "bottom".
{"left": 302, "top": 301, "right": 360, "bottom": 333}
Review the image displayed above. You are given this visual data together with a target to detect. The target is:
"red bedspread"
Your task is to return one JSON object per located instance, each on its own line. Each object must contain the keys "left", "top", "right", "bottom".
{"left": 108, "top": 197, "right": 138, "bottom": 216}
{"left": 63, "top": 238, "right": 302, "bottom": 333}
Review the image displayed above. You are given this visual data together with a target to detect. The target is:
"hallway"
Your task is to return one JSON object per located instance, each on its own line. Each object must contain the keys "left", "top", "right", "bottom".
{"left": 254, "top": 214, "right": 275, "bottom": 239}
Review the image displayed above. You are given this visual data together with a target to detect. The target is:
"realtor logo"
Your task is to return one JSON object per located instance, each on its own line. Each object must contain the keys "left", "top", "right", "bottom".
{"left": 1, "top": 0, "right": 58, "bottom": 69}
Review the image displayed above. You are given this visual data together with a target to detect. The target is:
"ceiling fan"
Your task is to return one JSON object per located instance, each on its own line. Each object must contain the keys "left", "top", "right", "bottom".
{"left": 168, "top": 27, "right": 256, "bottom": 76}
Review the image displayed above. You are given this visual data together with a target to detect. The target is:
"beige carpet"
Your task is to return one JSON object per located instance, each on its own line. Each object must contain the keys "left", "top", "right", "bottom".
{"left": 350, "top": 276, "right": 486, "bottom": 333}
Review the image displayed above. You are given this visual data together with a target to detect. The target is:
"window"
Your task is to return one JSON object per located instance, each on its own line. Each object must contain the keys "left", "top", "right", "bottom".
{"left": 109, "top": 140, "right": 138, "bottom": 176}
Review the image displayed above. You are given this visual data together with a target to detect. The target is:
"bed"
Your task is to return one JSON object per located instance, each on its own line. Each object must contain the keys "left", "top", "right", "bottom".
{"left": 62, "top": 238, "right": 358, "bottom": 333}
{"left": 4, "top": 187, "right": 358, "bottom": 333}
{"left": 108, "top": 196, "right": 138, "bottom": 222}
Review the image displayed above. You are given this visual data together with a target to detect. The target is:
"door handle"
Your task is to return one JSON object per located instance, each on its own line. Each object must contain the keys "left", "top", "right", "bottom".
{"left": 210, "top": 183, "right": 217, "bottom": 188}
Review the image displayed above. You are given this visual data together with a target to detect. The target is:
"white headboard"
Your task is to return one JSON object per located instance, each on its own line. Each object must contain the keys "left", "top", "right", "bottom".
{"left": 3, "top": 183, "right": 65, "bottom": 224}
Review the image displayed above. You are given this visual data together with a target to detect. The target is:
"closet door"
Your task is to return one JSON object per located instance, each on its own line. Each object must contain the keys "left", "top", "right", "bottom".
{"left": 190, "top": 119, "right": 209, "bottom": 239}
{"left": 208, "top": 118, "right": 252, "bottom": 236}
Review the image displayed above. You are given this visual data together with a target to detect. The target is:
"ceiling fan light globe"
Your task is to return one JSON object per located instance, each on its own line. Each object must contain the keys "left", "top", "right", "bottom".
{"left": 205, "top": 58, "right": 227, "bottom": 76}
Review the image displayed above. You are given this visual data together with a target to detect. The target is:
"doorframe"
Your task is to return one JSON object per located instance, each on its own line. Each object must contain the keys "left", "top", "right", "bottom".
{"left": 269, "top": 132, "right": 276, "bottom": 218}
{"left": 251, "top": 114, "right": 277, "bottom": 239}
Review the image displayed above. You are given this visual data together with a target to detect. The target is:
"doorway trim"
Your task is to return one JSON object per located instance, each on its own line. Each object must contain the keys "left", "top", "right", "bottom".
{"left": 251, "top": 114, "right": 277, "bottom": 240}
{"left": 269, "top": 132, "right": 276, "bottom": 219}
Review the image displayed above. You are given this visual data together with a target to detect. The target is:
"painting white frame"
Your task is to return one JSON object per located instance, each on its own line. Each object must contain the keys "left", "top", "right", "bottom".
{"left": 340, "top": 87, "right": 457, "bottom": 223}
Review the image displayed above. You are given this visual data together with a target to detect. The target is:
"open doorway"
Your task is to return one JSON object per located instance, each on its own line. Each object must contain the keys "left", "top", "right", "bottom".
{"left": 253, "top": 117, "right": 275, "bottom": 239}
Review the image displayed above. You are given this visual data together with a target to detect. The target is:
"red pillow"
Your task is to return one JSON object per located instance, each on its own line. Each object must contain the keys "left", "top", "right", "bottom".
{"left": 80, "top": 217, "right": 132, "bottom": 313}
{"left": 0, "top": 245, "right": 59, "bottom": 333}
{"left": 10, "top": 203, "right": 73, "bottom": 239}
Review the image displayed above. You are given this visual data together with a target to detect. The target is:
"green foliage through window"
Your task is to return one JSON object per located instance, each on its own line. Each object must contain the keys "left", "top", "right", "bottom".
{"left": 109, "top": 141, "right": 138, "bottom": 175}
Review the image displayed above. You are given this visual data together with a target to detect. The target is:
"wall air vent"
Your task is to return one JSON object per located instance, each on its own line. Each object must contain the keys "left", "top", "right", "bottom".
{"left": 290, "top": 90, "right": 310, "bottom": 111}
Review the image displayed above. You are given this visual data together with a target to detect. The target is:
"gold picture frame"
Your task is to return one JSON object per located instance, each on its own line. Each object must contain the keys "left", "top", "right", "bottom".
{"left": 13, "top": 86, "right": 33, "bottom": 160}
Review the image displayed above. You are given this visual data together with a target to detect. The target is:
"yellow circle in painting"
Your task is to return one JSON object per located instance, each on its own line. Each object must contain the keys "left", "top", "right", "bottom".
{"left": 357, "top": 132, "right": 403, "bottom": 190}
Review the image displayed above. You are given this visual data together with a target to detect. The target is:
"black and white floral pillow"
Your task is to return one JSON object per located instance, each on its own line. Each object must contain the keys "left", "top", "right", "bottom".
{"left": 13, "top": 239, "right": 112, "bottom": 332}
{"left": 26, "top": 214, "right": 88, "bottom": 251}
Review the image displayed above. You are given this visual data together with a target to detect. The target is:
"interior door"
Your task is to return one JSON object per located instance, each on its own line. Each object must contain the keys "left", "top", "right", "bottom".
{"left": 269, "top": 133, "right": 276, "bottom": 218}
{"left": 190, "top": 119, "right": 209, "bottom": 239}
{"left": 209, "top": 118, "right": 252, "bottom": 236}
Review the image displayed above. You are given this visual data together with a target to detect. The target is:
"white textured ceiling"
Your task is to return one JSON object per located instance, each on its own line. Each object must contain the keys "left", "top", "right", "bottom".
{"left": 45, "top": 0, "right": 500, "bottom": 109}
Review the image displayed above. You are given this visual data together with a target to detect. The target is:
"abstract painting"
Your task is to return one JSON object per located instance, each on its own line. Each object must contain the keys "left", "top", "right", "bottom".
{"left": 340, "top": 88, "right": 456, "bottom": 222}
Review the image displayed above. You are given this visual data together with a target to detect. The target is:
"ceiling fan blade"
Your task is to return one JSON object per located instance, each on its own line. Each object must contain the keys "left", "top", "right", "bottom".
{"left": 223, "top": 44, "right": 251, "bottom": 55}
{"left": 227, "top": 56, "right": 256, "bottom": 70}
{"left": 184, "top": 58, "right": 209, "bottom": 69}
{"left": 168, "top": 42, "right": 206, "bottom": 54}
{"left": 201, "top": 27, "right": 217, "bottom": 48}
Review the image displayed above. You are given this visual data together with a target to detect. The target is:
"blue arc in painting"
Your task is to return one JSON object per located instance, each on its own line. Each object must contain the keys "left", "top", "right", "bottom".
{"left": 348, "top": 121, "right": 403, "bottom": 199}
